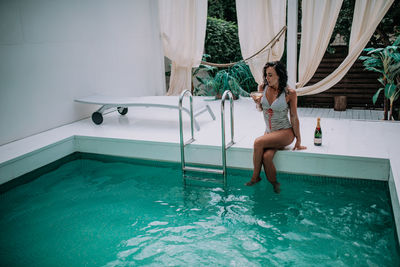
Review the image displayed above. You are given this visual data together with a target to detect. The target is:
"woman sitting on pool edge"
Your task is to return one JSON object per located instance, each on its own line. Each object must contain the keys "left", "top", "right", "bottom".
{"left": 246, "top": 61, "right": 306, "bottom": 193}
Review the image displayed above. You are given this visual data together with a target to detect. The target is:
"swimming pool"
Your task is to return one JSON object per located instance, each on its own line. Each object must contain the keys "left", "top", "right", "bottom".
{"left": 0, "top": 154, "right": 399, "bottom": 266}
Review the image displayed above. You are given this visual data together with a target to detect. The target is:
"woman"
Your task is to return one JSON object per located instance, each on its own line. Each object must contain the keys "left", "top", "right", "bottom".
{"left": 245, "top": 61, "right": 306, "bottom": 193}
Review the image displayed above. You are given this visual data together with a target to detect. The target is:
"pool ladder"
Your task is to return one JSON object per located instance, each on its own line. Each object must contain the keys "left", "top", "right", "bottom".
{"left": 179, "top": 90, "right": 234, "bottom": 186}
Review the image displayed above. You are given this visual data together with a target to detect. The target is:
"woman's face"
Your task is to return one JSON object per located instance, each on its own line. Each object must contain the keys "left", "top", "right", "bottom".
{"left": 266, "top": 66, "right": 279, "bottom": 88}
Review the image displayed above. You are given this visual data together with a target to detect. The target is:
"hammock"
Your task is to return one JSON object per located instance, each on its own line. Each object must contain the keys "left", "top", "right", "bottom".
{"left": 200, "top": 26, "right": 287, "bottom": 68}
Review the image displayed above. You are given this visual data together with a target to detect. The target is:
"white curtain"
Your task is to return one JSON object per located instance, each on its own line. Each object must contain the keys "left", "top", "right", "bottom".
{"left": 296, "top": 0, "right": 343, "bottom": 88}
{"left": 158, "top": 0, "right": 207, "bottom": 95}
{"left": 236, "top": 0, "right": 286, "bottom": 85}
{"left": 296, "top": 0, "right": 394, "bottom": 96}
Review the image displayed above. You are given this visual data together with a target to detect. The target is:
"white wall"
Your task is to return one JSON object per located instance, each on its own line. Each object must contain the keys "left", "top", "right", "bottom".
{"left": 0, "top": 0, "right": 166, "bottom": 145}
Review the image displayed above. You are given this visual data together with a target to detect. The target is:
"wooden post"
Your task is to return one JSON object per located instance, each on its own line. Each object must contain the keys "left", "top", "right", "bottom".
{"left": 334, "top": 96, "right": 347, "bottom": 111}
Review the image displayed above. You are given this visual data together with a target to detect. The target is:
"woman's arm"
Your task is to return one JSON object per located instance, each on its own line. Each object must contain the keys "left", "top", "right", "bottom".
{"left": 287, "top": 88, "right": 306, "bottom": 150}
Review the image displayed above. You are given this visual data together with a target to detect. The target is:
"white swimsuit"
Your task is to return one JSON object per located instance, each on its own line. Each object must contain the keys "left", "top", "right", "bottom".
{"left": 261, "top": 87, "right": 292, "bottom": 133}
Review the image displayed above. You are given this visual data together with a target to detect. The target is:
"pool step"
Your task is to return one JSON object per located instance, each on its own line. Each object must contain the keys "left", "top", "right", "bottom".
{"left": 183, "top": 166, "right": 223, "bottom": 175}
{"left": 183, "top": 175, "right": 224, "bottom": 184}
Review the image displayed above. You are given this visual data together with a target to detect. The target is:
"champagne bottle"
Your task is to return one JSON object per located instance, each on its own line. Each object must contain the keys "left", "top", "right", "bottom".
{"left": 314, "top": 117, "right": 322, "bottom": 146}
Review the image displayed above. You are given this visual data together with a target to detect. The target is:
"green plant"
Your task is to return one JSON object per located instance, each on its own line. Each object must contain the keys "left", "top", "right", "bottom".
{"left": 193, "top": 60, "right": 256, "bottom": 99}
{"left": 193, "top": 69, "right": 248, "bottom": 99}
{"left": 359, "top": 35, "right": 400, "bottom": 120}
{"left": 229, "top": 61, "right": 258, "bottom": 94}
{"left": 204, "top": 17, "right": 242, "bottom": 64}
{"left": 208, "top": 0, "right": 237, "bottom": 23}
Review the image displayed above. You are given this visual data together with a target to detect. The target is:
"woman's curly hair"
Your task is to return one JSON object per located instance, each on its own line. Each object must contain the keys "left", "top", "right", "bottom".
{"left": 262, "top": 61, "right": 288, "bottom": 97}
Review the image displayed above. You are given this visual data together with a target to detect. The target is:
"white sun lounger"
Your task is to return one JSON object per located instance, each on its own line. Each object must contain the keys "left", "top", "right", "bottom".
{"left": 74, "top": 95, "right": 216, "bottom": 130}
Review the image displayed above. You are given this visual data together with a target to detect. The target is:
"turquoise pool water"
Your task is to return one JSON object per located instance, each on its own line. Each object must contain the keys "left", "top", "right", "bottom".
{"left": 0, "top": 157, "right": 399, "bottom": 266}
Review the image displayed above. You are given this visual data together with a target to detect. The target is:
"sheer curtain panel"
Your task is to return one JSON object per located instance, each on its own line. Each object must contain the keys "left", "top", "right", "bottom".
{"left": 158, "top": 0, "right": 207, "bottom": 95}
{"left": 296, "top": 0, "right": 394, "bottom": 96}
{"left": 296, "top": 0, "right": 343, "bottom": 88}
{"left": 236, "top": 0, "right": 286, "bottom": 85}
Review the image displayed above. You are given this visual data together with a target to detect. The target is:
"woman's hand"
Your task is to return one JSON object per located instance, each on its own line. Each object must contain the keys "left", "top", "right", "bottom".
{"left": 251, "top": 92, "right": 263, "bottom": 103}
{"left": 250, "top": 92, "right": 263, "bottom": 111}
{"left": 252, "top": 95, "right": 262, "bottom": 104}
{"left": 293, "top": 139, "right": 307, "bottom": 150}
{"left": 255, "top": 100, "right": 263, "bottom": 111}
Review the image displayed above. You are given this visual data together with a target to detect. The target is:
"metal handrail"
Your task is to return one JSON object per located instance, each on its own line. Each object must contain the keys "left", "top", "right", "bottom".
{"left": 179, "top": 90, "right": 195, "bottom": 173}
{"left": 221, "top": 90, "right": 235, "bottom": 185}
{"left": 179, "top": 90, "right": 234, "bottom": 187}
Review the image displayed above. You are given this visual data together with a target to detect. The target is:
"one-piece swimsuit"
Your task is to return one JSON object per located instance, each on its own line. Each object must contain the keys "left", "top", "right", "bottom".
{"left": 261, "top": 86, "right": 292, "bottom": 133}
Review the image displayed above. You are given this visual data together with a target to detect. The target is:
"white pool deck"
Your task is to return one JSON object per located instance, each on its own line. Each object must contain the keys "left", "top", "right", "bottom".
{"left": 0, "top": 96, "right": 399, "bottom": 240}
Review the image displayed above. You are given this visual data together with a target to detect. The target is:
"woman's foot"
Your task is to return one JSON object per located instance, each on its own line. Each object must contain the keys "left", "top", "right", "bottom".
{"left": 272, "top": 182, "right": 281, "bottom": 193}
{"left": 245, "top": 177, "right": 261, "bottom": 186}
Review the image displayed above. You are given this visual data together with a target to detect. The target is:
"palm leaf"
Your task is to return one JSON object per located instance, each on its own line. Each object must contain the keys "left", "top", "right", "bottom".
{"left": 361, "top": 58, "right": 383, "bottom": 69}
{"left": 388, "top": 61, "right": 400, "bottom": 77}
{"left": 384, "top": 83, "right": 397, "bottom": 99}
{"left": 394, "top": 89, "right": 400, "bottom": 102}
{"left": 363, "top": 57, "right": 382, "bottom": 66}
{"left": 363, "top": 66, "right": 384, "bottom": 74}
{"left": 385, "top": 45, "right": 400, "bottom": 51}
{"left": 393, "top": 35, "right": 400, "bottom": 46}
{"left": 228, "top": 78, "right": 250, "bottom": 97}
{"left": 228, "top": 62, "right": 256, "bottom": 93}
{"left": 199, "top": 64, "right": 218, "bottom": 73}
{"left": 359, "top": 55, "right": 372, "bottom": 61}
{"left": 195, "top": 76, "right": 207, "bottom": 85}
{"left": 367, "top": 48, "right": 384, "bottom": 55}
{"left": 363, "top": 48, "right": 375, "bottom": 52}
{"left": 372, "top": 88, "right": 384, "bottom": 104}
{"left": 389, "top": 52, "right": 400, "bottom": 61}
{"left": 378, "top": 77, "right": 385, "bottom": 86}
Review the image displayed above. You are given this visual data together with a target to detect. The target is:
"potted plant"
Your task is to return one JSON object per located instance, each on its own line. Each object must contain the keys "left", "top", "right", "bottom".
{"left": 193, "top": 59, "right": 256, "bottom": 99}
{"left": 359, "top": 35, "right": 400, "bottom": 120}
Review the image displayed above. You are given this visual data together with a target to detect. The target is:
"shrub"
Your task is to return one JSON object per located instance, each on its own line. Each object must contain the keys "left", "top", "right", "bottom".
{"left": 204, "top": 17, "right": 242, "bottom": 64}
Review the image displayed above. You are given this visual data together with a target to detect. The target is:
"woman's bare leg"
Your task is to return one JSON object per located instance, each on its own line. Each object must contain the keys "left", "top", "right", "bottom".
{"left": 263, "top": 149, "right": 277, "bottom": 183}
{"left": 262, "top": 149, "right": 280, "bottom": 193}
{"left": 246, "top": 128, "right": 294, "bottom": 186}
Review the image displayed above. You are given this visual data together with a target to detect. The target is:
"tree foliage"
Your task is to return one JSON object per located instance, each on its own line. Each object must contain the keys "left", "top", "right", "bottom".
{"left": 207, "top": 0, "right": 237, "bottom": 23}
{"left": 330, "top": 0, "right": 400, "bottom": 49}
{"left": 330, "top": 0, "right": 355, "bottom": 48}
{"left": 204, "top": 17, "right": 242, "bottom": 64}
